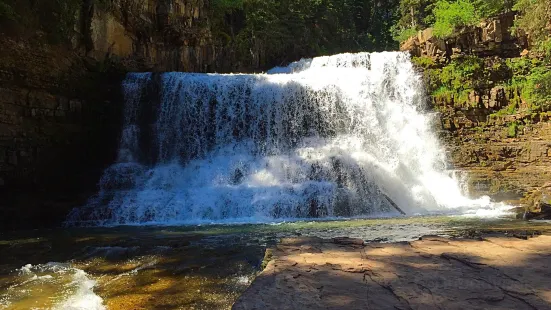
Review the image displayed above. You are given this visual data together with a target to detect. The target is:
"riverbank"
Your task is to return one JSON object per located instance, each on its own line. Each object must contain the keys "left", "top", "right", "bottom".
{"left": 235, "top": 231, "right": 551, "bottom": 309}
{"left": 1, "top": 217, "right": 551, "bottom": 309}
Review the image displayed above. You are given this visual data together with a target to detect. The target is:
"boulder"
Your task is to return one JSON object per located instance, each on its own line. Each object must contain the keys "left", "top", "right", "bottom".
{"left": 487, "top": 86, "right": 507, "bottom": 109}
{"left": 418, "top": 28, "right": 433, "bottom": 44}
{"left": 521, "top": 183, "right": 551, "bottom": 220}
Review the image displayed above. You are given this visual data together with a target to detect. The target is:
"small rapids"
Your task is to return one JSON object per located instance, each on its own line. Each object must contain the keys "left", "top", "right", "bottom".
{"left": 0, "top": 263, "right": 105, "bottom": 310}
{"left": 67, "top": 52, "right": 510, "bottom": 226}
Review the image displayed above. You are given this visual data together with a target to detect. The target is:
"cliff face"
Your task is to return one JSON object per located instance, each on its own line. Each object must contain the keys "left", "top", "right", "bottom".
{"left": 401, "top": 13, "right": 551, "bottom": 202}
{"left": 0, "top": 37, "right": 124, "bottom": 230}
{"left": 82, "top": 0, "right": 222, "bottom": 72}
{"left": 402, "top": 12, "right": 527, "bottom": 62}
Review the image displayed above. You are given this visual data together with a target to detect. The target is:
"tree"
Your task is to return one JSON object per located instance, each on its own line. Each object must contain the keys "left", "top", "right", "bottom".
{"left": 391, "top": 0, "right": 437, "bottom": 41}
{"left": 514, "top": 0, "right": 551, "bottom": 53}
{"left": 471, "top": 0, "right": 515, "bottom": 18}
{"left": 214, "top": 0, "right": 400, "bottom": 70}
{"left": 432, "top": 0, "right": 479, "bottom": 38}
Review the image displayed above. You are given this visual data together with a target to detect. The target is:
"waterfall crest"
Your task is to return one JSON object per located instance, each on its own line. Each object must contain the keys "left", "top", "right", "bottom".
{"left": 67, "top": 52, "right": 506, "bottom": 226}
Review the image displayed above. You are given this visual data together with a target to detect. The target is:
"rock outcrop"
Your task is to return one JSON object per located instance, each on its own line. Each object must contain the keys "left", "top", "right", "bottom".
{"left": 235, "top": 235, "right": 551, "bottom": 309}
{"left": 401, "top": 12, "right": 527, "bottom": 63}
{"left": 81, "top": 0, "right": 220, "bottom": 72}
{"left": 521, "top": 183, "right": 551, "bottom": 219}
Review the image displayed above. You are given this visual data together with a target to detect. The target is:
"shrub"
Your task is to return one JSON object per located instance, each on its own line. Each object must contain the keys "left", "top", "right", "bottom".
{"left": 432, "top": 0, "right": 479, "bottom": 38}
{"left": 0, "top": 1, "right": 17, "bottom": 21}
{"left": 514, "top": 0, "right": 551, "bottom": 54}
{"left": 412, "top": 56, "right": 437, "bottom": 68}
{"left": 506, "top": 58, "right": 551, "bottom": 112}
{"left": 440, "top": 56, "right": 484, "bottom": 90}
{"left": 507, "top": 121, "right": 519, "bottom": 138}
{"left": 392, "top": 26, "right": 418, "bottom": 43}
{"left": 471, "top": 0, "right": 515, "bottom": 18}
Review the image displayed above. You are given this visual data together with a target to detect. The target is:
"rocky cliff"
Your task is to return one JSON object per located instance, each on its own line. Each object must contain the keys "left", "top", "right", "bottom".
{"left": 81, "top": 0, "right": 222, "bottom": 72}
{"left": 0, "top": 37, "right": 124, "bottom": 230}
{"left": 401, "top": 13, "right": 551, "bottom": 204}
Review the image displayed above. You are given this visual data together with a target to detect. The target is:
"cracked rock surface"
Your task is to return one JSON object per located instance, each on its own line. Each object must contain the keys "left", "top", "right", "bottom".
{"left": 233, "top": 235, "right": 551, "bottom": 309}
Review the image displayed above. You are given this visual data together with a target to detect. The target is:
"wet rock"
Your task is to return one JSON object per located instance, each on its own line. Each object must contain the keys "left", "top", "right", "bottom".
{"left": 521, "top": 183, "right": 551, "bottom": 220}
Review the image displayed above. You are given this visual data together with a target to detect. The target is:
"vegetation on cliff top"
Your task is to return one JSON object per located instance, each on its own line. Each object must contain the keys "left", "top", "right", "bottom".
{"left": 392, "top": 0, "right": 519, "bottom": 40}
{"left": 0, "top": 0, "right": 83, "bottom": 43}
{"left": 211, "top": 0, "right": 400, "bottom": 70}
{"left": 400, "top": 0, "right": 551, "bottom": 119}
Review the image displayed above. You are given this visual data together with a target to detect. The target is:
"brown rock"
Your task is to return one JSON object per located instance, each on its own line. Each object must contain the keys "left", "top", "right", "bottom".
{"left": 418, "top": 28, "right": 433, "bottom": 44}
{"left": 520, "top": 49, "right": 530, "bottom": 57}
{"left": 522, "top": 183, "right": 551, "bottom": 219}
{"left": 234, "top": 235, "right": 551, "bottom": 309}
{"left": 401, "top": 12, "right": 527, "bottom": 60}
{"left": 332, "top": 237, "right": 365, "bottom": 246}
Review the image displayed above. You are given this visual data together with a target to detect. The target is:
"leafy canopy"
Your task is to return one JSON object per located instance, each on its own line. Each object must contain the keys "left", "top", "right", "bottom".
{"left": 392, "top": 0, "right": 518, "bottom": 42}
{"left": 432, "top": 0, "right": 479, "bottom": 38}
{"left": 513, "top": 0, "right": 551, "bottom": 56}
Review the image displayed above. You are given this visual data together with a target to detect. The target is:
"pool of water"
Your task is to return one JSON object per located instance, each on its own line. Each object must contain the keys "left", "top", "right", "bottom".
{"left": 1, "top": 216, "right": 550, "bottom": 309}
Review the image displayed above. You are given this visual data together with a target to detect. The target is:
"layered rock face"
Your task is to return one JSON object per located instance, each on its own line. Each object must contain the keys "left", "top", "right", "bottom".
{"left": 0, "top": 38, "right": 123, "bottom": 230}
{"left": 82, "top": 0, "right": 220, "bottom": 72}
{"left": 445, "top": 119, "right": 551, "bottom": 201}
{"left": 402, "top": 12, "right": 527, "bottom": 63}
{"left": 401, "top": 13, "right": 551, "bottom": 202}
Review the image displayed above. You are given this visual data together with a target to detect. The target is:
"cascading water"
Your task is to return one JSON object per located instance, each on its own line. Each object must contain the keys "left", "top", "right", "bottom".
{"left": 67, "top": 52, "right": 509, "bottom": 226}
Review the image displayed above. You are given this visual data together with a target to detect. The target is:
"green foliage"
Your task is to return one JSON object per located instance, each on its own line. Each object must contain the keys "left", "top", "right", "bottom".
{"left": 432, "top": 0, "right": 479, "bottom": 38}
{"left": 525, "top": 66, "right": 551, "bottom": 110}
{"left": 507, "top": 121, "right": 519, "bottom": 137}
{"left": 439, "top": 56, "right": 484, "bottom": 91}
{"left": 0, "top": 1, "right": 17, "bottom": 21}
{"left": 471, "top": 0, "right": 515, "bottom": 18}
{"left": 392, "top": 26, "right": 418, "bottom": 42}
{"left": 513, "top": 0, "right": 551, "bottom": 55}
{"left": 392, "top": 0, "right": 517, "bottom": 43}
{"left": 213, "top": 0, "right": 244, "bottom": 11}
{"left": 511, "top": 0, "right": 551, "bottom": 112}
{"left": 505, "top": 58, "right": 551, "bottom": 112}
{"left": 213, "top": 0, "right": 400, "bottom": 70}
{"left": 412, "top": 56, "right": 436, "bottom": 68}
{"left": 0, "top": 0, "right": 82, "bottom": 43}
{"left": 492, "top": 102, "right": 518, "bottom": 117}
{"left": 426, "top": 56, "right": 550, "bottom": 115}
{"left": 393, "top": 0, "right": 438, "bottom": 33}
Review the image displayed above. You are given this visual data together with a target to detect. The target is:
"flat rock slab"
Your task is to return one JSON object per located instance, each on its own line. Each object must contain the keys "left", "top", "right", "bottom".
{"left": 234, "top": 235, "right": 551, "bottom": 310}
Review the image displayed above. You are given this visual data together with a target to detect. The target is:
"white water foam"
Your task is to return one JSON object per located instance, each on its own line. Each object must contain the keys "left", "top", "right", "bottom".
{"left": 0, "top": 263, "right": 105, "bottom": 310}
{"left": 66, "top": 52, "right": 511, "bottom": 226}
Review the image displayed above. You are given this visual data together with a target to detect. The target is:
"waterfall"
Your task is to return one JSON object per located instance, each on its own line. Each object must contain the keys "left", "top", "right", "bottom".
{"left": 66, "top": 52, "right": 507, "bottom": 226}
